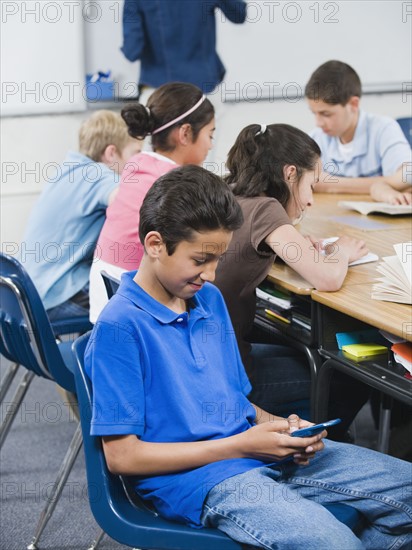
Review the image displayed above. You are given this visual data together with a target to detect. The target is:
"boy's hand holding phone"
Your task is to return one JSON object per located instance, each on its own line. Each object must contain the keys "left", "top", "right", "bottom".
{"left": 240, "top": 416, "right": 328, "bottom": 465}
{"left": 285, "top": 415, "right": 341, "bottom": 465}
{"left": 291, "top": 418, "right": 341, "bottom": 437}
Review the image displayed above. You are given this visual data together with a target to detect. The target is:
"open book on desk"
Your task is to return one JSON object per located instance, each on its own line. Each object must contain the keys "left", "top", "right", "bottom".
{"left": 338, "top": 201, "right": 412, "bottom": 216}
{"left": 372, "top": 242, "right": 412, "bottom": 304}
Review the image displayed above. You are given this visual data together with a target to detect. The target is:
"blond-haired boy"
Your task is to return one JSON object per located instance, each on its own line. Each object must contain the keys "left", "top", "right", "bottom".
{"left": 21, "top": 110, "right": 140, "bottom": 321}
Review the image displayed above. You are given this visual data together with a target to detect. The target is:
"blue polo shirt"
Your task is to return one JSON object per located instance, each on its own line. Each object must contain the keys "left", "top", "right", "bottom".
{"left": 311, "top": 110, "right": 412, "bottom": 182}
{"left": 21, "top": 151, "right": 119, "bottom": 310}
{"left": 85, "top": 271, "right": 266, "bottom": 527}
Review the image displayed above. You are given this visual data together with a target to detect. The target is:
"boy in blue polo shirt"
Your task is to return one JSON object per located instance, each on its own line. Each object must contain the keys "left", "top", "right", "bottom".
{"left": 305, "top": 60, "right": 411, "bottom": 205}
{"left": 85, "top": 165, "right": 412, "bottom": 549}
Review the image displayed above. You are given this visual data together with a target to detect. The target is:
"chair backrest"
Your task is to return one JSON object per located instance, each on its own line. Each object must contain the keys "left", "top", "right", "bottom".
{"left": 72, "top": 333, "right": 241, "bottom": 550}
{"left": 0, "top": 253, "right": 75, "bottom": 392}
{"left": 100, "top": 270, "right": 120, "bottom": 300}
{"left": 396, "top": 117, "right": 412, "bottom": 147}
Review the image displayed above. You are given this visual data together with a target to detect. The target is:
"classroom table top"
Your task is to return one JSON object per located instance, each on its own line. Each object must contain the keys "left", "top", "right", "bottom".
{"left": 268, "top": 193, "right": 412, "bottom": 293}
{"left": 266, "top": 193, "right": 412, "bottom": 339}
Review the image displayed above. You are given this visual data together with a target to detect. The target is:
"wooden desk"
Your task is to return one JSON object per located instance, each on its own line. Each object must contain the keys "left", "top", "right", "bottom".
{"left": 312, "top": 282, "right": 412, "bottom": 449}
{"left": 267, "top": 264, "right": 312, "bottom": 295}
{"left": 302, "top": 193, "right": 412, "bottom": 230}
{"left": 268, "top": 193, "right": 412, "bottom": 292}
{"left": 263, "top": 192, "right": 411, "bottom": 344}
{"left": 312, "top": 284, "right": 412, "bottom": 343}
{"left": 259, "top": 193, "right": 412, "bottom": 441}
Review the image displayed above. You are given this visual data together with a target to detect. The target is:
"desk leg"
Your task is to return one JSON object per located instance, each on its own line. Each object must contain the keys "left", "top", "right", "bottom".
{"left": 300, "top": 347, "right": 323, "bottom": 422}
{"left": 316, "top": 358, "right": 396, "bottom": 455}
{"left": 377, "top": 394, "right": 392, "bottom": 454}
{"left": 313, "top": 358, "right": 335, "bottom": 423}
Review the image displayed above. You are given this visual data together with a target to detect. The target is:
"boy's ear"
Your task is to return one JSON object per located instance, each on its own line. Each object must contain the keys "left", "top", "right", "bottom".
{"left": 100, "top": 144, "right": 119, "bottom": 166}
{"left": 144, "top": 231, "right": 164, "bottom": 258}
{"left": 348, "top": 96, "right": 360, "bottom": 111}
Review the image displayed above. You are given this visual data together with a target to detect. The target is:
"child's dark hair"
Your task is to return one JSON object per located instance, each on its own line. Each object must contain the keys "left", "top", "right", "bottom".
{"left": 121, "top": 82, "right": 214, "bottom": 152}
{"left": 225, "top": 124, "right": 321, "bottom": 209}
{"left": 305, "top": 60, "right": 362, "bottom": 105}
{"left": 139, "top": 165, "right": 243, "bottom": 255}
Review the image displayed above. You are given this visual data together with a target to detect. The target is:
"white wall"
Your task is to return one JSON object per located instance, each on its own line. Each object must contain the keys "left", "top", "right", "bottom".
{"left": 1, "top": 0, "right": 86, "bottom": 116}
{"left": 84, "top": 1, "right": 412, "bottom": 99}
{"left": 2, "top": 0, "right": 411, "bottom": 252}
{"left": 1, "top": 112, "right": 87, "bottom": 251}
{"left": 1, "top": 91, "right": 410, "bottom": 252}
{"left": 217, "top": 0, "right": 411, "bottom": 97}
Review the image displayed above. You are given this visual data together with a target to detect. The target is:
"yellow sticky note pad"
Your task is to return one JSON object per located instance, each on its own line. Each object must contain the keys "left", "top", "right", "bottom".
{"left": 342, "top": 343, "right": 388, "bottom": 358}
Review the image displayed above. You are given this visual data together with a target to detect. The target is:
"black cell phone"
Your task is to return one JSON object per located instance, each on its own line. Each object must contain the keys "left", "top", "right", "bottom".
{"left": 291, "top": 418, "right": 341, "bottom": 437}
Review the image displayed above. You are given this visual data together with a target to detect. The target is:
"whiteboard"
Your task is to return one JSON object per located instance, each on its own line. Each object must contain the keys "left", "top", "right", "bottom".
{"left": 216, "top": 0, "right": 412, "bottom": 100}
{"left": 1, "top": 0, "right": 86, "bottom": 116}
{"left": 3, "top": 0, "right": 409, "bottom": 116}
{"left": 84, "top": 0, "right": 140, "bottom": 99}
{"left": 84, "top": 0, "right": 412, "bottom": 102}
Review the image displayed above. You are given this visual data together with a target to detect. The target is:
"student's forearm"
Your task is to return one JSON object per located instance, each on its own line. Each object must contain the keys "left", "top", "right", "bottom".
{"left": 102, "top": 416, "right": 323, "bottom": 476}
{"left": 267, "top": 226, "right": 367, "bottom": 292}
{"left": 382, "top": 165, "right": 411, "bottom": 190}
{"left": 103, "top": 433, "right": 246, "bottom": 476}
{"left": 316, "top": 164, "right": 410, "bottom": 194}
{"left": 315, "top": 174, "right": 377, "bottom": 194}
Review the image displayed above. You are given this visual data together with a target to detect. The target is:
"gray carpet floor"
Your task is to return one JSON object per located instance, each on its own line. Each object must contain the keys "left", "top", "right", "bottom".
{"left": 0, "top": 355, "right": 380, "bottom": 550}
{"left": 0, "top": 356, "right": 131, "bottom": 550}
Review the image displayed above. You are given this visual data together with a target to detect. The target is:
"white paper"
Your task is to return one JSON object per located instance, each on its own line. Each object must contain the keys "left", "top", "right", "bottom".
{"left": 321, "top": 237, "right": 379, "bottom": 266}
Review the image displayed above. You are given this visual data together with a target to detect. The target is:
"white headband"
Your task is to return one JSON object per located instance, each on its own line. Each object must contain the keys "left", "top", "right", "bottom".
{"left": 255, "top": 124, "right": 267, "bottom": 136}
{"left": 151, "top": 95, "right": 207, "bottom": 135}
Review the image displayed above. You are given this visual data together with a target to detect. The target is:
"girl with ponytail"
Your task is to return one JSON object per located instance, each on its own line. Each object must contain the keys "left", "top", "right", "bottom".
{"left": 215, "top": 123, "right": 368, "bottom": 426}
{"left": 89, "top": 82, "right": 215, "bottom": 322}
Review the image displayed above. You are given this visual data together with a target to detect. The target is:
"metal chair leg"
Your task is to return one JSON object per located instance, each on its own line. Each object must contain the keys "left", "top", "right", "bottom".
{"left": 0, "top": 362, "right": 20, "bottom": 402}
{"left": 0, "top": 370, "right": 35, "bottom": 450}
{"left": 27, "top": 423, "right": 83, "bottom": 550}
{"left": 87, "top": 528, "right": 105, "bottom": 550}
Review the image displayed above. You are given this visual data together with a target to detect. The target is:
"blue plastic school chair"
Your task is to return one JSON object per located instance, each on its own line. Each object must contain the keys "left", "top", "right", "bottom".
{"left": 72, "top": 332, "right": 241, "bottom": 550}
{"left": 100, "top": 270, "right": 120, "bottom": 300}
{"left": 73, "top": 333, "right": 364, "bottom": 550}
{"left": 396, "top": 117, "right": 412, "bottom": 147}
{"left": 0, "top": 261, "right": 91, "bottom": 405}
{"left": 0, "top": 252, "right": 84, "bottom": 550}
{"left": 0, "top": 314, "right": 92, "bottom": 404}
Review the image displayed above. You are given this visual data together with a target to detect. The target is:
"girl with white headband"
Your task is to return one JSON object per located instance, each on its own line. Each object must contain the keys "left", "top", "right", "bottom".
{"left": 89, "top": 82, "right": 215, "bottom": 322}
{"left": 214, "top": 124, "right": 369, "bottom": 434}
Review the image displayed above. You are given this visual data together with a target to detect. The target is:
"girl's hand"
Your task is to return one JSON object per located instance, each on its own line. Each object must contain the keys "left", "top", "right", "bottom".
{"left": 304, "top": 234, "right": 323, "bottom": 250}
{"left": 333, "top": 235, "right": 368, "bottom": 264}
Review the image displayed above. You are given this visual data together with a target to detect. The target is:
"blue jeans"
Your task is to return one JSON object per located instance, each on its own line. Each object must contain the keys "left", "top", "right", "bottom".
{"left": 247, "top": 343, "right": 311, "bottom": 420}
{"left": 202, "top": 440, "right": 412, "bottom": 549}
{"left": 47, "top": 286, "right": 89, "bottom": 322}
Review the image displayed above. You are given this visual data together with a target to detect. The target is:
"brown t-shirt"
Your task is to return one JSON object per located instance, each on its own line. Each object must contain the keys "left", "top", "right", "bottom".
{"left": 214, "top": 196, "right": 291, "bottom": 370}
